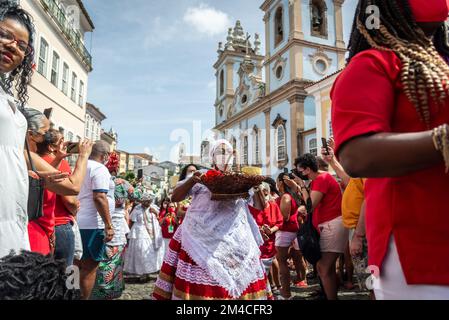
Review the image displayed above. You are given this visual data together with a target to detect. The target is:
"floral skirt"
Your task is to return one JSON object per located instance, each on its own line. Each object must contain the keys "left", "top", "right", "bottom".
{"left": 91, "top": 245, "right": 126, "bottom": 300}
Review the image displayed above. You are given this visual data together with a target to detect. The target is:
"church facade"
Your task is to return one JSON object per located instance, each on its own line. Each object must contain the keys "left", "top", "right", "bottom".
{"left": 208, "top": 0, "right": 355, "bottom": 176}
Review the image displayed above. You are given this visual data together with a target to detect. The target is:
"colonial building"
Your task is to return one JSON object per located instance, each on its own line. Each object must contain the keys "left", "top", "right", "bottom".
{"left": 19, "top": 0, "right": 94, "bottom": 141}
{"left": 101, "top": 128, "right": 118, "bottom": 153}
{"left": 132, "top": 153, "right": 154, "bottom": 171}
{"left": 212, "top": 0, "right": 354, "bottom": 176}
{"left": 85, "top": 102, "right": 106, "bottom": 142}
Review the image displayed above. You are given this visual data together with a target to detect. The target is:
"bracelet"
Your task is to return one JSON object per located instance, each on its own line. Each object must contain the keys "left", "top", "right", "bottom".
{"left": 432, "top": 124, "right": 449, "bottom": 173}
{"left": 354, "top": 232, "right": 365, "bottom": 239}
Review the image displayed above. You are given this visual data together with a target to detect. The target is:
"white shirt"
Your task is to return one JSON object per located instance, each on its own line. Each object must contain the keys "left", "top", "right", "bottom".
{"left": 107, "top": 206, "right": 130, "bottom": 246}
{"left": 0, "top": 88, "right": 30, "bottom": 258}
{"left": 77, "top": 160, "right": 114, "bottom": 229}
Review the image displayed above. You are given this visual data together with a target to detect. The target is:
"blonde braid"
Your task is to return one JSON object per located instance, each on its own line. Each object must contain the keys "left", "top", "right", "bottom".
{"left": 357, "top": 19, "right": 449, "bottom": 128}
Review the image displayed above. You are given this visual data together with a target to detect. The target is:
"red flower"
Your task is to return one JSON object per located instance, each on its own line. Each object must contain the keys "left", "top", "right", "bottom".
{"left": 203, "top": 169, "right": 224, "bottom": 183}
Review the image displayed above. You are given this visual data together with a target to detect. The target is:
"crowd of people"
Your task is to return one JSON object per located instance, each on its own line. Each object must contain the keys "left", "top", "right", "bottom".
{"left": 1, "top": 0, "right": 449, "bottom": 301}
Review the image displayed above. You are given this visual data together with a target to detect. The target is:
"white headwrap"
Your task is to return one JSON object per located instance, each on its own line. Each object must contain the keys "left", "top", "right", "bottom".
{"left": 209, "top": 139, "right": 233, "bottom": 159}
{"left": 141, "top": 193, "right": 154, "bottom": 202}
{"left": 209, "top": 139, "right": 234, "bottom": 171}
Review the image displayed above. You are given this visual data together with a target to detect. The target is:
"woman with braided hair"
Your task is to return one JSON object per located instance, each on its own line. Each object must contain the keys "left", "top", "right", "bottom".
{"left": 331, "top": 0, "right": 449, "bottom": 299}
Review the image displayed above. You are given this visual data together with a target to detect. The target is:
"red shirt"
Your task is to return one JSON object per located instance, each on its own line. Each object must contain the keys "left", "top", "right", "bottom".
{"left": 331, "top": 49, "right": 449, "bottom": 285}
{"left": 310, "top": 172, "right": 342, "bottom": 230}
{"left": 37, "top": 155, "right": 57, "bottom": 237}
{"left": 161, "top": 212, "right": 178, "bottom": 239}
{"left": 276, "top": 193, "right": 299, "bottom": 232}
{"left": 249, "top": 202, "right": 284, "bottom": 259}
{"left": 54, "top": 159, "right": 74, "bottom": 226}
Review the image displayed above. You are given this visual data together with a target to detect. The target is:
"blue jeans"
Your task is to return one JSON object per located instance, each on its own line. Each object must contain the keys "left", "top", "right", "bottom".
{"left": 54, "top": 223, "right": 75, "bottom": 266}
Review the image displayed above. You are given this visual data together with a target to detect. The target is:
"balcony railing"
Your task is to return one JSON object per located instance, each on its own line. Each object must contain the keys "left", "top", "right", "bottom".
{"left": 39, "top": 0, "right": 93, "bottom": 71}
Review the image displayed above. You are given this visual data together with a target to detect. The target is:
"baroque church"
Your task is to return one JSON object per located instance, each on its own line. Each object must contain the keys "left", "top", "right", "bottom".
{"left": 203, "top": 0, "right": 355, "bottom": 176}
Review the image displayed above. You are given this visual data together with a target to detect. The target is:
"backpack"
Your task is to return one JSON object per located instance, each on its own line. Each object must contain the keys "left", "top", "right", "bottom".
{"left": 297, "top": 198, "right": 321, "bottom": 265}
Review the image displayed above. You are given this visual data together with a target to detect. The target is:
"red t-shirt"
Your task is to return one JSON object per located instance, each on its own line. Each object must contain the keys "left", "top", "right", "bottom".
{"left": 276, "top": 193, "right": 299, "bottom": 232}
{"left": 54, "top": 159, "right": 74, "bottom": 226}
{"left": 331, "top": 49, "right": 449, "bottom": 285}
{"left": 249, "top": 202, "right": 284, "bottom": 259}
{"left": 310, "top": 172, "right": 342, "bottom": 230}
{"left": 161, "top": 212, "right": 178, "bottom": 239}
{"left": 36, "top": 155, "right": 57, "bottom": 237}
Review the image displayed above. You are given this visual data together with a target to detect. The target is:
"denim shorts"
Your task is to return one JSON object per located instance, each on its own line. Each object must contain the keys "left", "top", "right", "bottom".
{"left": 79, "top": 229, "right": 107, "bottom": 262}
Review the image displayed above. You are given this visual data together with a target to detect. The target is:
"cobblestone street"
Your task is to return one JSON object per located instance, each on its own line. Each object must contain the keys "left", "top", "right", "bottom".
{"left": 119, "top": 273, "right": 371, "bottom": 300}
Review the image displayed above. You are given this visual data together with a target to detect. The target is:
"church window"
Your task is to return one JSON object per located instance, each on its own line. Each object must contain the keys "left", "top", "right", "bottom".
{"left": 219, "top": 70, "right": 224, "bottom": 96}
{"left": 310, "top": 0, "right": 328, "bottom": 38}
{"left": 274, "top": 6, "right": 284, "bottom": 47}
{"left": 277, "top": 125, "right": 286, "bottom": 162}
{"left": 275, "top": 65, "right": 284, "bottom": 79}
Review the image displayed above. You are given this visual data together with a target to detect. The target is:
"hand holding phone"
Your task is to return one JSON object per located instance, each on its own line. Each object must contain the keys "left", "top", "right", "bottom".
{"left": 322, "top": 138, "right": 330, "bottom": 156}
{"left": 66, "top": 142, "right": 80, "bottom": 154}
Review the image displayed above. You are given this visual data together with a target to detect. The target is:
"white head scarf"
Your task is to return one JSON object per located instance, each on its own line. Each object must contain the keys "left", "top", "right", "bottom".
{"left": 209, "top": 139, "right": 234, "bottom": 171}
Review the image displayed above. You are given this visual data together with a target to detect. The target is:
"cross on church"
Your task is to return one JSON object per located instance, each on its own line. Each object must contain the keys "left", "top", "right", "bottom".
{"left": 245, "top": 32, "right": 251, "bottom": 55}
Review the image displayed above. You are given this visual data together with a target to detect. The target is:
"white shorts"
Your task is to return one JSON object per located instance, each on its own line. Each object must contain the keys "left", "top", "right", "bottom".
{"left": 374, "top": 237, "right": 449, "bottom": 300}
{"left": 318, "top": 216, "right": 348, "bottom": 254}
{"left": 275, "top": 231, "right": 299, "bottom": 250}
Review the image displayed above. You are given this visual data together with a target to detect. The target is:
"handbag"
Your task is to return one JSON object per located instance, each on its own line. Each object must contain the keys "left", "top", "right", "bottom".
{"left": 297, "top": 198, "right": 321, "bottom": 265}
{"left": 25, "top": 138, "right": 44, "bottom": 221}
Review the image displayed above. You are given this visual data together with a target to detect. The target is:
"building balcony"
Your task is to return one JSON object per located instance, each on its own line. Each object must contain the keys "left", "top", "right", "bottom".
{"left": 39, "top": 0, "right": 93, "bottom": 71}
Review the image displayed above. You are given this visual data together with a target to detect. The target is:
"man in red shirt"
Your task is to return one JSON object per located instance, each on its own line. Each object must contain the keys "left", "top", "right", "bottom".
{"left": 293, "top": 154, "right": 348, "bottom": 300}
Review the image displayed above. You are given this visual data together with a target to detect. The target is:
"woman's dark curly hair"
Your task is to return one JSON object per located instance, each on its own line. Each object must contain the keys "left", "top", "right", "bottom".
{"left": 0, "top": 251, "right": 80, "bottom": 300}
{"left": 0, "top": 1, "right": 35, "bottom": 109}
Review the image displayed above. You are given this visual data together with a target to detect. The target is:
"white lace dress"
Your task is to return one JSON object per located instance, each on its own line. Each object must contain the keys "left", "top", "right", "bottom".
{"left": 153, "top": 182, "right": 268, "bottom": 300}
{"left": 124, "top": 204, "right": 164, "bottom": 275}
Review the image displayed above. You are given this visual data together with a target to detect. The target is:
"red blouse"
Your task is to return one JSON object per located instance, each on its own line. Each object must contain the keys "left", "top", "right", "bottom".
{"left": 331, "top": 49, "right": 449, "bottom": 285}
{"left": 249, "top": 202, "right": 284, "bottom": 259}
{"left": 276, "top": 193, "right": 299, "bottom": 233}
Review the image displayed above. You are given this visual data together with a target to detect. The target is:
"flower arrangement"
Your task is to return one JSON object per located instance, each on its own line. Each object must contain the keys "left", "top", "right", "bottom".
{"left": 201, "top": 169, "right": 266, "bottom": 201}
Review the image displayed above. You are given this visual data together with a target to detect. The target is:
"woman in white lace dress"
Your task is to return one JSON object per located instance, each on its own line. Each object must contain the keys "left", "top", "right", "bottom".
{"left": 124, "top": 194, "right": 164, "bottom": 275}
{"left": 152, "top": 140, "right": 269, "bottom": 300}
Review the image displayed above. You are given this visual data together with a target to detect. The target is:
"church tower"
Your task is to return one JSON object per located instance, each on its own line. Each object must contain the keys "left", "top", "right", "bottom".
{"left": 213, "top": 21, "right": 265, "bottom": 126}
{"left": 261, "top": 0, "right": 346, "bottom": 95}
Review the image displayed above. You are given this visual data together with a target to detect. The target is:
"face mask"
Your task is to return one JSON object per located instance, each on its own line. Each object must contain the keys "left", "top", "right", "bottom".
{"left": 185, "top": 173, "right": 194, "bottom": 180}
{"left": 408, "top": 0, "right": 449, "bottom": 22}
{"left": 214, "top": 154, "right": 234, "bottom": 171}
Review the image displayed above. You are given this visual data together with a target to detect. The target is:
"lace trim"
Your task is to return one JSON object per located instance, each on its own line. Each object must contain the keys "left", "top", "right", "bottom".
{"left": 175, "top": 259, "right": 221, "bottom": 286}
{"left": 155, "top": 278, "right": 173, "bottom": 293}
{"left": 181, "top": 197, "right": 266, "bottom": 298}
{"left": 164, "top": 247, "right": 179, "bottom": 267}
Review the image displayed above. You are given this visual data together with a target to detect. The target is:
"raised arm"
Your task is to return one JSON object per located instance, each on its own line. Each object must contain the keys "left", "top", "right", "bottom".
{"left": 171, "top": 171, "right": 202, "bottom": 202}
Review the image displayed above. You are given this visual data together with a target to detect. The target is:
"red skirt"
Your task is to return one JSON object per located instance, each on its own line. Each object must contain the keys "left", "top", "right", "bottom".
{"left": 28, "top": 221, "right": 51, "bottom": 255}
{"left": 153, "top": 230, "right": 269, "bottom": 300}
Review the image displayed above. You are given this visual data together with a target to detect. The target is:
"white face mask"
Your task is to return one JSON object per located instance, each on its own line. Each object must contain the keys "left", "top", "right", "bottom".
{"left": 185, "top": 173, "right": 194, "bottom": 180}
{"left": 214, "top": 154, "right": 234, "bottom": 171}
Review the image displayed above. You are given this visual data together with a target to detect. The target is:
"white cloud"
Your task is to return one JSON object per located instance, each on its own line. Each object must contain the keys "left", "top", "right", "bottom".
{"left": 183, "top": 3, "right": 231, "bottom": 37}
{"left": 144, "top": 17, "right": 180, "bottom": 48}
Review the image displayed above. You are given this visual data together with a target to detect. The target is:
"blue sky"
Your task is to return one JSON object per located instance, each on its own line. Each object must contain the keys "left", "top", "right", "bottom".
{"left": 83, "top": 0, "right": 266, "bottom": 162}
{"left": 83, "top": 0, "right": 357, "bottom": 162}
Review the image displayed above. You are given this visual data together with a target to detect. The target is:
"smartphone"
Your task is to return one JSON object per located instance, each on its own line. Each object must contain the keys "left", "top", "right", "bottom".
{"left": 322, "top": 137, "right": 330, "bottom": 155}
{"left": 66, "top": 142, "right": 80, "bottom": 154}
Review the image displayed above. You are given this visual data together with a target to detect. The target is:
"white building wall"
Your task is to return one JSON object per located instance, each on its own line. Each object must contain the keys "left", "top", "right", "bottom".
{"left": 20, "top": 0, "right": 91, "bottom": 139}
